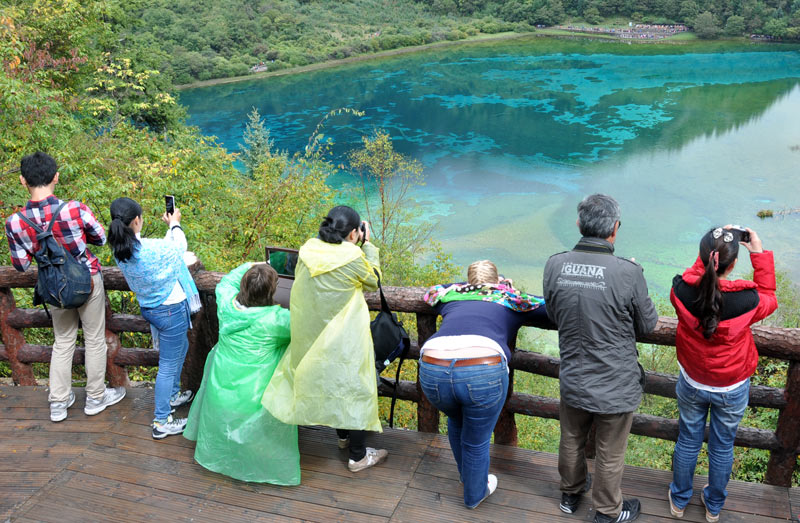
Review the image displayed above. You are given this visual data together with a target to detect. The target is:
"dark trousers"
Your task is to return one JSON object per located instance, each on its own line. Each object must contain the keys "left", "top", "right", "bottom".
{"left": 559, "top": 401, "right": 634, "bottom": 518}
{"left": 336, "top": 429, "right": 366, "bottom": 461}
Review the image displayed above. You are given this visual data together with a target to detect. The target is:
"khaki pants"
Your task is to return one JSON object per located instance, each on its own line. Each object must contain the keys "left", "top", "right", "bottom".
{"left": 559, "top": 401, "right": 634, "bottom": 518}
{"left": 49, "top": 272, "right": 107, "bottom": 402}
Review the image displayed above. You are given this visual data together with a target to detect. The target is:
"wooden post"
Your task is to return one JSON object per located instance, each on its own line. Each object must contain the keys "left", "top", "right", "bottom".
{"left": 182, "top": 262, "right": 217, "bottom": 392}
{"left": 494, "top": 338, "right": 518, "bottom": 446}
{"left": 182, "top": 291, "right": 217, "bottom": 392}
{"left": 0, "top": 287, "right": 35, "bottom": 385}
{"left": 103, "top": 295, "right": 129, "bottom": 388}
{"left": 416, "top": 312, "right": 439, "bottom": 433}
{"left": 765, "top": 360, "right": 800, "bottom": 486}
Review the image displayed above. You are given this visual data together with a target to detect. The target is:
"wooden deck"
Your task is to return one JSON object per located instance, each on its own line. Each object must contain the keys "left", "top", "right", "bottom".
{"left": 2, "top": 386, "right": 798, "bottom": 522}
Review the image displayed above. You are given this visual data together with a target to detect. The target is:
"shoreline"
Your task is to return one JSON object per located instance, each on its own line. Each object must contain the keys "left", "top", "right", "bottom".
{"left": 175, "top": 29, "right": 704, "bottom": 91}
{"left": 175, "top": 32, "right": 534, "bottom": 90}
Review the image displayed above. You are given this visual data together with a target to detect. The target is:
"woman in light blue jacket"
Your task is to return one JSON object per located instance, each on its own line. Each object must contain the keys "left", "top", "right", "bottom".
{"left": 108, "top": 197, "right": 201, "bottom": 440}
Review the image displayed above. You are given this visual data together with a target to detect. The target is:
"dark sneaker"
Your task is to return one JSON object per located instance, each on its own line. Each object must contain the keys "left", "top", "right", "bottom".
{"left": 152, "top": 415, "right": 187, "bottom": 439}
{"left": 169, "top": 390, "right": 194, "bottom": 410}
{"left": 50, "top": 391, "right": 75, "bottom": 422}
{"left": 594, "top": 498, "right": 641, "bottom": 523}
{"left": 84, "top": 387, "right": 126, "bottom": 416}
{"left": 560, "top": 473, "right": 593, "bottom": 514}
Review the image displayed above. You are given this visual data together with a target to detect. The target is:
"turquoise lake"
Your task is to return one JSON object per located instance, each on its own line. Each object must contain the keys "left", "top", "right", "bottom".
{"left": 180, "top": 38, "right": 800, "bottom": 295}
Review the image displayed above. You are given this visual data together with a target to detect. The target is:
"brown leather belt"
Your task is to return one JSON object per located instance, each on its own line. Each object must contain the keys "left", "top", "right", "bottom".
{"left": 421, "top": 354, "right": 502, "bottom": 367}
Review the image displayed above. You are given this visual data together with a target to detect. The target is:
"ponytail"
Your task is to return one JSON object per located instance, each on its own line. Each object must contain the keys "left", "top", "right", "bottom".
{"left": 696, "top": 253, "right": 723, "bottom": 339}
{"left": 108, "top": 197, "right": 142, "bottom": 262}
{"left": 694, "top": 228, "right": 740, "bottom": 339}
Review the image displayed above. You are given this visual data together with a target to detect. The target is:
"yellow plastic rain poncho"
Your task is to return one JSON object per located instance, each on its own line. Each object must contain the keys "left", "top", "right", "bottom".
{"left": 262, "top": 238, "right": 382, "bottom": 432}
{"left": 183, "top": 263, "right": 300, "bottom": 485}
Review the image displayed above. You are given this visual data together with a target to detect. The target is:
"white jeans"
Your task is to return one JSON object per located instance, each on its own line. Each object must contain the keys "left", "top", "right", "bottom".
{"left": 49, "top": 272, "right": 107, "bottom": 402}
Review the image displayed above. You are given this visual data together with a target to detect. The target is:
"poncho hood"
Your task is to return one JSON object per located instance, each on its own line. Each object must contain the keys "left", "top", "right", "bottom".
{"left": 299, "top": 238, "right": 363, "bottom": 277}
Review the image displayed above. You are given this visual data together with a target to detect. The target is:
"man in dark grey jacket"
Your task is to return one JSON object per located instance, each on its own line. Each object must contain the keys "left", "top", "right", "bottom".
{"left": 543, "top": 194, "right": 658, "bottom": 523}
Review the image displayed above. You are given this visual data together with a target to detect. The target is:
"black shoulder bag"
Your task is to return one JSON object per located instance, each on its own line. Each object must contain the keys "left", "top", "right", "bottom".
{"left": 369, "top": 269, "right": 410, "bottom": 428}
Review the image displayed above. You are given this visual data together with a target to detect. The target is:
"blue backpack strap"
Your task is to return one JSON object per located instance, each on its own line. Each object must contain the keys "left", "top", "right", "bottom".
{"left": 16, "top": 200, "right": 68, "bottom": 237}
{"left": 16, "top": 210, "right": 43, "bottom": 234}
{"left": 45, "top": 201, "right": 69, "bottom": 233}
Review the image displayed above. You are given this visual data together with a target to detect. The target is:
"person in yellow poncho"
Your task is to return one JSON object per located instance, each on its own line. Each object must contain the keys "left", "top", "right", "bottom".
{"left": 183, "top": 262, "right": 300, "bottom": 485}
{"left": 263, "top": 205, "right": 387, "bottom": 473}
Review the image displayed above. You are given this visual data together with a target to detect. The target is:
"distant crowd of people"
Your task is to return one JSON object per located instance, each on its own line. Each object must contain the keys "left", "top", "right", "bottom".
{"left": 7, "top": 152, "right": 777, "bottom": 522}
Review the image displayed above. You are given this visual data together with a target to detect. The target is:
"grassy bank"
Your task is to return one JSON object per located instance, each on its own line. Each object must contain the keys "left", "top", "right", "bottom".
{"left": 175, "top": 31, "right": 533, "bottom": 90}
{"left": 176, "top": 28, "right": 720, "bottom": 90}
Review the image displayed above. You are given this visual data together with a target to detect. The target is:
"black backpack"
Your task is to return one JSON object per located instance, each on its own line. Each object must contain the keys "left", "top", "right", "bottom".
{"left": 17, "top": 201, "right": 92, "bottom": 311}
{"left": 370, "top": 270, "right": 410, "bottom": 428}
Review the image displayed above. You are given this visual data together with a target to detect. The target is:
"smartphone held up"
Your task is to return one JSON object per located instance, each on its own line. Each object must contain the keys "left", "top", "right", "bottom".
{"left": 165, "top": 195, "right": 175, "bottom": 216}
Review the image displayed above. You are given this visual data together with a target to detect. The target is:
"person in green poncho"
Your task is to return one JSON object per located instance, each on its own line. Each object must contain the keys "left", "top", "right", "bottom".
{"left": 263, "top": 205, "right": 387, "bottom": 473}
{"left": 183, "top": 262, "right": 300, "bottom": 485}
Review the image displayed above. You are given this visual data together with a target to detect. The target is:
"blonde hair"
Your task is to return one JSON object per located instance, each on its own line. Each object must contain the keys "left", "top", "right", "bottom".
{"left": 467, "top": 260, "right": 499, "bottom": 285}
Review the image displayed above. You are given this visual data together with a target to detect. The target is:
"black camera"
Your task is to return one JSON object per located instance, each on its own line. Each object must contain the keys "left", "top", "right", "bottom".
{"left": 358, "top": 222, "right": 367, "bottom": 246}
{"left": 730, "top": 225, "right": 751, "bottom": 243}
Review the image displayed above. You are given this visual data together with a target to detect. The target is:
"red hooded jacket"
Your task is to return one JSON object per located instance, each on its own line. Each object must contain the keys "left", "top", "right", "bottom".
{"left": 670, "top": 251, "right": 777, "bottom": 387}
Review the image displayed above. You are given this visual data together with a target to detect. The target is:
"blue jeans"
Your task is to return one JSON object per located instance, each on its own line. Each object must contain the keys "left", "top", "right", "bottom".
{"left": 670, "top": 373, "right": 750, "bottom": 515}
{"left": 419, "top": 359, "right": 509, "bottom": 508}
{"left": 141, "top": 301, "right": 190, "bottom": 422}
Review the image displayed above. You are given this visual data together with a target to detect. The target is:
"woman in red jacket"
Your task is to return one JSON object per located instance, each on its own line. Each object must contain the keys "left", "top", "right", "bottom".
{"left": 667, "top": 226, "right": 777, "bottom": 523}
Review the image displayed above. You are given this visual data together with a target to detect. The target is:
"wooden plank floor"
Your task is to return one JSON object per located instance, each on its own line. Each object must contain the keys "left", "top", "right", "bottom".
{"left": 2, "top": 386, "right": 798, "bottom": 522}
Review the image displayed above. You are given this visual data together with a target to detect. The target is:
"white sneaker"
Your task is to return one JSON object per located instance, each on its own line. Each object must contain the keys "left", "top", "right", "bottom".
{"left": 152, "top": 415, "right": 187, "bottom": 439}
{"left": 468, "top": 474, "right": 498, "bottom": 509}
{"left": 348, "top": 447, "right": 388, "bottom": 472}
{"left": 169, "top": 390, "right": 194, "bottom": 409}
{"left": 487, "top": 474, "right": 498, "bottom": 496}
{"left": 84, "top": 387, "right": 126, "bottom": 416}
{"left": 50, "top": 391, "right": 75, "bottom": 422}
{"left": 338, "top": 437, "right": 350, "bottom": 449}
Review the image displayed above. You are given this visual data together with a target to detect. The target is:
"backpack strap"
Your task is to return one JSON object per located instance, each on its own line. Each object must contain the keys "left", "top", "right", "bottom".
{"left": 46, "top": 201, "right": 69, "bottom": 233}
{"left": 387, "top": 341, "right": 409, "bottom": 428}
{"left": 15, "top": 200, "right": 68, "bottom": 236}
{"left": 16, "top": 210, "right": 43, "bottom": 234}
{"left": 373, "top": 268, "right": 391, "bottom": 313}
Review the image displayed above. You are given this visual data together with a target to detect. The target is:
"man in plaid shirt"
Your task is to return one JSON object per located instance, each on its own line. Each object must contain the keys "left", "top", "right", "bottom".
{"left": 5, "top": 152, "right": 125, "bottom": 422}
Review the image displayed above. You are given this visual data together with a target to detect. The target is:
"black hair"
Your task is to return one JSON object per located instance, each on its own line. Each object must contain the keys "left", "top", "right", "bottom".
{"left": 20, "top": 152, "right": 58, "bottom": 188}
{"left": 695, "top": 228, "right": 740, "bottom": 339}
{"left": 318, "top": 205, "right": 360, "bottom": 244}
{"left": 108, "top": 197, "right": 143, "bottom": 262}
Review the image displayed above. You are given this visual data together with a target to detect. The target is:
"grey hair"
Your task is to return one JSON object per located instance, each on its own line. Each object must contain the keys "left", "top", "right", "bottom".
{"left": 577, "top": 194, "right": 620, "bottom": 239}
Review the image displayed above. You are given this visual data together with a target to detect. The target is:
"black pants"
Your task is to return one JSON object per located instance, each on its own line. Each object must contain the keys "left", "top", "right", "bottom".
{"left": 336, "top": 429, "right": 367, "bottom": 461}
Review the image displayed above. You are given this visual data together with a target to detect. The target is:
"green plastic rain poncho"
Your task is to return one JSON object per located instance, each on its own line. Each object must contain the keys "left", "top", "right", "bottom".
{"left": 183, "top": 263, "right": 300, "bottom": 485}
{"left": 262, "top": 238, "right": 382, "bottom": 432}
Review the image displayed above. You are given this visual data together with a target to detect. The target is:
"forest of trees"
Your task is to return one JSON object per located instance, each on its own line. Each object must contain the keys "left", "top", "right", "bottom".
{"left": 0, "top": 0, "right": 455, "bottom": 284}
{"left": 117, "top": 0, "right": 800, "bottom": 84}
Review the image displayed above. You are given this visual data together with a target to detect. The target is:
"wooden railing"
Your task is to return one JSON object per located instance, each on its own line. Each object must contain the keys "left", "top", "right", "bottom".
{"left": 1, "top": 264, "right": 799, "bottom": 487}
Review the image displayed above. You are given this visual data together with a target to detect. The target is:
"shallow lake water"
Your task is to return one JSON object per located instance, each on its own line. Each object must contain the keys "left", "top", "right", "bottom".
{"left": 180, "top": 38, "right": 800, "bottom": 295}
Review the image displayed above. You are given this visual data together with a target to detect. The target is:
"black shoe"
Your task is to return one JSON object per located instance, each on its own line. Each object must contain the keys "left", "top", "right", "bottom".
{"left": 594, "top": 498, "right": 641, "bottom": 523}
{"left": 560, "top": 473, "right": 593, "bottom": 514}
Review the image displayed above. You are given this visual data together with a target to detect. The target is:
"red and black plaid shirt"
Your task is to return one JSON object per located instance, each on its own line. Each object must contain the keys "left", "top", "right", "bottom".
{"left": 5, "top": 195, "right": 106, "bottom": 275}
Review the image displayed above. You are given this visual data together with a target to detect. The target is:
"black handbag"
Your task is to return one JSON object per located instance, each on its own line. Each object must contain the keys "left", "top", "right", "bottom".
{"left": 370, "top": 269, "right": 410, "bottom": 428}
